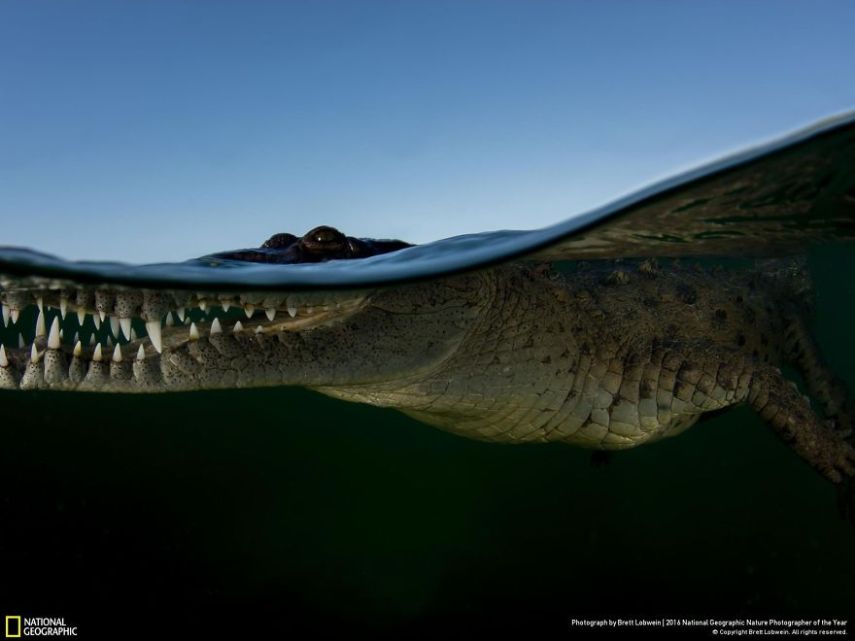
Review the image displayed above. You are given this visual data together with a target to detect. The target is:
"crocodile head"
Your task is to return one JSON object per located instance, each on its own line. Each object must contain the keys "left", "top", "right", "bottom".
{"left": 0, "top": 226, "right": 487, "bottom": 395}
{"left": 208, "top": 225, "right": 412, "bottom": 264}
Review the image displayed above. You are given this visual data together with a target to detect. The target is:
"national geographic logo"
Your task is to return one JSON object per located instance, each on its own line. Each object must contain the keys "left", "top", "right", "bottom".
{"left": 4, "top": 616, "right": 77, "bottom": 637}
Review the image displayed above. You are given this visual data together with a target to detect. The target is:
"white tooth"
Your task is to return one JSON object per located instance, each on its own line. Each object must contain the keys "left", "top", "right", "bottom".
{"left": 106, "top": 335, "right": 113, "bottom": 347}
{"left": 10, "top": 309, "right": 20, "bottom": 324}
{"left": 112, "top": 344, "right": 122, "bottom": 362}
{"left": 146, "top": 320, "right": 163, "bottom": 353}
{"left": 265, "top": 308, "right": 276, "bottom": 321}
{"left": 233, "top": 320, "right": 244, "bottom": 333}
{"left": 93, "top": 343, "right": 103, "bottom": 362}
{"left": 35, "top": 309, "right": 46, "bottom": 337}
{"left": 37, "top": 296, "right": 44, "bottom": 314}
{"left": 0, "top": 344, "right": 7, "bottom": 367}
{"left": 210, "top": 318, "right": 222, "bottom": 334}
{"left": 136, "top": 344, "right": 145, "bottom": 361}
{"left": 130, "top": 328, "right": 137, "bottom": 341}
{"left": 1, "top": 304, "right": 9, "bottom": 326}
{"left": 222, "top": 301, "right": 231, "bottom": 312}
{"left": 109, "top": 316, "right": 120, "bottom": 338}
{"left": 48, "top": 317, "right": 61, "bottom": 349}
{"left": 189, "top": 322, "right": 199, "bottom": 341}
{"left": 244, "top": 304, "right": 254, "bottom": 318}
{"left": 92, "top": 314, "right": 101, "bottom": 330}
{"left": 73, "top": 341, "right": 82, "bottom": 357}
{"left": 89, "top": 335, "right": 96, "bottom": 346}
{"left": 60, "top": 297, "right": 68, "bottom": 319}
{"left": 30, "top": 343, "right": 41, "bottom": 363}
{"left": 199, "top": 300, "right": 207, "bottom": 312}
{"left": 18, "top": 334, "right": 24, "bottom": 349}
{"left": 120, "top": 317, "right": 132, "bottom": 340}
{"left": 72, "top": 332, "right": 79, "bottom": 344}
{"left": 166, "top": 314, "right": 175, "bottom": 327}
{"left": 176, "top": 308, "right": 186, "bottom": 322}
{"left": 254, "top": 325, "right": 264, "bottom": 334}
{"left": 99, "top": 310, "right": 106, "bottom": 322}
{"left": 287, "top": 304, "right": 297, "bottom": 318}
{"left": 77, "top": 309, "right": 86, "bottom": 325}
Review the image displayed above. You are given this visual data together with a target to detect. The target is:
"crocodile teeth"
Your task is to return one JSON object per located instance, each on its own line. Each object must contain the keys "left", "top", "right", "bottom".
{"left": 30, "top": 344, "right": 41, "bottom": 363}
{"left": 92, "top": 314, "right": 101, "bottom": 330}
{"left": 176, "top": 308, "right": 186, "bottom": 322}
{"left": 112, "top": 344, "right": 122, "bottom": 362}
{"left": 136, "top": 344, "right": 145, "bottom": 361}
{"left": 265, "top": 308, "right": 276, "bottom": 321}
{"left": 189, "top": 322, "right": 199, "bottom": 341}
{"left": 146, "top": 320, "right": 163, "bottom": 353}
{"left": 73, "top": 341, "right": 82, "bottom": 357}
{"left": 77, "top": 310, "right": 86, "bottom": 325}
{"left": 254, "top": 325, "right": 264, "bottom": 334}
{"left": 18, "top": 335, "right": 24, "bottom": 349}
{"left": 0, "top": 344, "right": 7, "bottom": 367}
{"left": 10, "top": 309, "right": 19, "bottom": 324}
{"left": 60, "top": 297, "right": 68, "bottom": 319}
{"left": 2, "top": 304, "right": 9, "bottom": 326}
{"left": 36, "top": 296, "right": 44, "bottom": 314}
{"left": 198, "top": 300, "right": 207, "bottom": 311}
{"left": 93, "top": 343, "right": 103, "bottom": 362}
{"left": 109, "top": 316, "right": 120, "bottom": 338}
{"left": 119, "top": 317, "right": 132, "bottom": 340}
{"left": 244, "top": 304, "right": 255, "bottom": 318}
{"left": 210, "top": 318, "right": 222, "bottom": 334}
{"left": 287, "top": 304, "right": 297, "bottom": 318}
{"left": 233, "top": 321, "right": 244, "bottom": 333}
{"left": 99, "top": 310, "right": 106, "bottom": 322}
{"left": 221, "top": 301, "right": 231, "bottom": 312}
{"left": 35, "top": 310, "right": 46, "bottom": 337}
{"left": 48, "top": 317, "right": 61, "bottom": 349}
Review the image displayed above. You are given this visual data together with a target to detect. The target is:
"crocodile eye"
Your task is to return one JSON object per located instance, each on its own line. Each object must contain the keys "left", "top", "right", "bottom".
{"left": 313, "top": 228, "right": 338, "bottom": 243}
{"left": 301, "top": 226, "right": 347, "bottom": 253}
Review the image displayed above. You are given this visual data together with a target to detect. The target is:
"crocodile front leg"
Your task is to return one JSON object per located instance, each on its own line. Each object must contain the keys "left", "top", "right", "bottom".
{"left": 653, "top": 345, "right": 854, "bottom": 483}
{"left": 572, "top": 341, "right": 855, "bottom": 483}
{"left": 748, "top": 364, "right": 855, "bottom": 483}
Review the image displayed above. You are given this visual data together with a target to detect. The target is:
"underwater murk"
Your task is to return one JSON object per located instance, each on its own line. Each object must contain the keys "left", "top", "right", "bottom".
{"left": 1, "top": 115, "right": 855, "bottom": 638}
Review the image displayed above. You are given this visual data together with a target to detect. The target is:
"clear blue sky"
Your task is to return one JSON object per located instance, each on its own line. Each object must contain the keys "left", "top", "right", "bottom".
{"left": 2, "top": 1, "right": 854, "bottom": 263}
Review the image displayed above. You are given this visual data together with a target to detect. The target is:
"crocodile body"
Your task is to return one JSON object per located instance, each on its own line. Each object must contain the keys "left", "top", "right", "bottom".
{"left": 1, "top": 231, "right": 853, "bottom": 486}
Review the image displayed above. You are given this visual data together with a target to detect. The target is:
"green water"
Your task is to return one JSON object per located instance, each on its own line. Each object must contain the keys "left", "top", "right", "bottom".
{"left": 1, "top": 247, "right": 854, "bottom": 638}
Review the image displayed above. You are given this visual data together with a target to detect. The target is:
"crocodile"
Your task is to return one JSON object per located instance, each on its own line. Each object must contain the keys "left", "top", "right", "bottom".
{"left": 2, "top": 113, "right": 855, "bottom": 508}
{"left": 0, "top": 225, "right": 853, "bottom": 491}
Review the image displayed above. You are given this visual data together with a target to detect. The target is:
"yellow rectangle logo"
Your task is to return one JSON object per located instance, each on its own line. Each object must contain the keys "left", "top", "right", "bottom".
{"left": 5, "top": 616, "right": 22, "bottom": 638}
